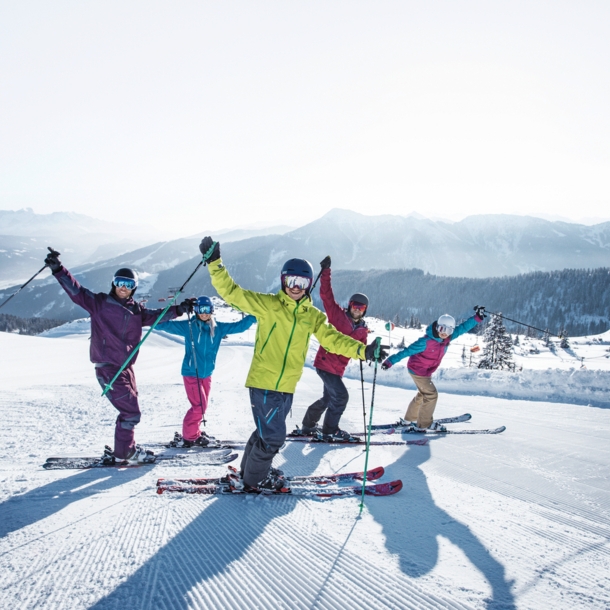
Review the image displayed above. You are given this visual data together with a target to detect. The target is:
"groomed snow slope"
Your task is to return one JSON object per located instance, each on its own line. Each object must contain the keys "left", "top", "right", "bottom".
{"left": 1, "top": 326, "right": 610, "bottom": 609}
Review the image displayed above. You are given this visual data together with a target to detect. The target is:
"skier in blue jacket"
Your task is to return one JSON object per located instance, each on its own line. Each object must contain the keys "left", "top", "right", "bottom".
{"left": 157, "top": 296, "right": 256, "bottom": 446}
{"left": 381, "top": 307, "right": 486, "bottom": 430}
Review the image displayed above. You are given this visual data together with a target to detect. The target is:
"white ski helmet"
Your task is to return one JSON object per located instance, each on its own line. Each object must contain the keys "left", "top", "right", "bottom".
{"left": 436, "top": 314, "right": 456, "bottom": 335}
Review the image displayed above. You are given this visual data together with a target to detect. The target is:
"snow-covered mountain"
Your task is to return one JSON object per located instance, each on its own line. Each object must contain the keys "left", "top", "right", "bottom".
{"left": 2, "top": 209, "right": 610, "bottom": 324}
{"left": 0, "top": 209, "right": 165, "bottom": 287}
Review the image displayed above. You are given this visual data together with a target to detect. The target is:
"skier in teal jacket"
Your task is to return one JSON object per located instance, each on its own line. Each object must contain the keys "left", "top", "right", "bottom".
{"left": 157, "top": 296, "right": 255, "bottom": 446}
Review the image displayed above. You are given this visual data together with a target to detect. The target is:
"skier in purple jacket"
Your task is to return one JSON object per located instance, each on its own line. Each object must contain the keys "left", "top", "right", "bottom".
{"left": 381, "top": 306, "right": 486, "bottom": 430}
{"left": 44, "top": 250, "right": 193, "bottom": 463}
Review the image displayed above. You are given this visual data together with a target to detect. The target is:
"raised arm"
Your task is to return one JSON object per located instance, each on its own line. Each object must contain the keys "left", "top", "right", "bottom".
{"left": 54, "top": 267, "right": 98, "bottom": 315}
{"left": 208, "top": 258, "right": 273, "bottom": 317}
{"left": 385, "top": 336, "right": 428, "bottom": 366}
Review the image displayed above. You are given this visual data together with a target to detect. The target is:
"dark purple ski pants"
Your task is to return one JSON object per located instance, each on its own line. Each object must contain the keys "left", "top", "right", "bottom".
{"left": 95, "top": 365, "right": 140, "bottom": 459}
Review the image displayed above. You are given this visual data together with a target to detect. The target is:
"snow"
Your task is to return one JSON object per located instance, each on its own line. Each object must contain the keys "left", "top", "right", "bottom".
{"left": 1, "top": 314, "right": 610, "bottom": 609}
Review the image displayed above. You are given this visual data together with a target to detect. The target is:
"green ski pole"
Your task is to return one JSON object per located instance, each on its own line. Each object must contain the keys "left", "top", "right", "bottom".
{"left": 102, "top": 242, "right": 217, "bottom": 396}
{"left": 359, "top": 337, "right": 381, "bottom": 514}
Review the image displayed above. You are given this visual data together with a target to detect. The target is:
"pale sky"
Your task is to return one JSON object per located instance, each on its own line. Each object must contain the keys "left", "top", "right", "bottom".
{"left": 1, "top": 1, "right": 609, "bottom": 235}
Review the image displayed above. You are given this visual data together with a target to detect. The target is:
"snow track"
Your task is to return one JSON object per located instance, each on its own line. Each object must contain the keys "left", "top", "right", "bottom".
{"left": 2, "top": 336, "right": 610, "bottom": 608}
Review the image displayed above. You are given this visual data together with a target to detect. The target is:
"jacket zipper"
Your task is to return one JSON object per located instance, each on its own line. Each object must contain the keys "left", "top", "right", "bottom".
{"left": 276, "top": 303, "right": 300, "bottom": 390}
{"left": 260, "top": 322, "right": 276, "bottom": 354}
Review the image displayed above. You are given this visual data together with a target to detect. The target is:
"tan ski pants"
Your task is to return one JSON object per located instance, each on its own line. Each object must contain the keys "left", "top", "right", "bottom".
{"left": 404, "top": 373, "right": 438, "bottom": 429}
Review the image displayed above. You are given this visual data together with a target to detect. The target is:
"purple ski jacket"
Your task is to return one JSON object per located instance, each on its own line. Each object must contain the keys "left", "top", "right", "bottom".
{"left": 386, "top": 314, "right": 483, "bottom": 377}
{"left": 313, "top": 269, "right": 368, "bottom": 377}
{"left": 54, "top": 267, "right": 180, "bottom": 367}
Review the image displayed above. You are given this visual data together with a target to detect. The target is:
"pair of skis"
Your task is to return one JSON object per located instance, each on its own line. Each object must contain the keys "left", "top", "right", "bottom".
{"left": 157, "top": 465, "right": 403, "bottom": 497}
{"left": 42, "top": 447, "right": 239, "bottom": 470}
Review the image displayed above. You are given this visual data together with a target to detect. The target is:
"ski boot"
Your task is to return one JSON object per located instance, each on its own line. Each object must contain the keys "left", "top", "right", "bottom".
{"left": 244, "top": 471, "right": 291, "bottom": 494}
{"left": 291, "top": 425, "right": 320, "bottom": 436}
{"left": 118, "top": 445, "right": 156, "bottom": 464}
{"left": 428, "top": 421, "right": 447, "bottom": 432}
{"left": 182, "top": 434, "right": 210, "bottom": 448}
{"left": 316, "top": 429, "right": 360, "bottom": 443}
{"left": 101, "top": 445, "right": 116, "bottom": 465}
{"left": 169, "top": 432, "right": 183, "bottom": 447}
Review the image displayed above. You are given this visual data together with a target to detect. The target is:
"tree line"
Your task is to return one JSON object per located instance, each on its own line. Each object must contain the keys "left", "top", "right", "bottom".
{"left": 0, "top": 313, "right": 64, "bottom": 335}
{"left": 321, "top": 267, "right": 610, "bottom": 337}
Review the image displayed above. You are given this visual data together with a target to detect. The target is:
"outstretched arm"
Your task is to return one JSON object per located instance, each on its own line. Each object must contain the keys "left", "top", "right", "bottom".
{"left": 156, "top": 319, "right": 189, "bottom": 337}
{"left": 218, "top": 315, "right": 257, "bottom": 335}
{"left": 54, "top": 267, "right": 98, "bottom": 315}
{"left": 385, "top": 336, "right": 428, "bottom": 366}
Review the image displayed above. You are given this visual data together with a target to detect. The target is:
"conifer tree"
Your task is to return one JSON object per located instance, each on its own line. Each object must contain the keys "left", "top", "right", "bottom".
{"left": 478, "top": 313, "right": 515, "bottom": 370}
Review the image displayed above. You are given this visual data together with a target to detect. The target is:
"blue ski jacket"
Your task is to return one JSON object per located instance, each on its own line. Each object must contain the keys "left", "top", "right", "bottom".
{"left": 386, "top": 315, "right": 482, "bottom": 377}
{"left": 157, "top": 315, "right": 256, "bottom": 378}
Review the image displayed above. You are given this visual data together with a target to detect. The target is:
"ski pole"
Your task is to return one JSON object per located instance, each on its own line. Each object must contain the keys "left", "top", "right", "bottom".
{"left": 102, "top": 244, "right": 216, "bottom": 396}
{"left": 310, "top": 256, "right": 329, "bottom": 293}
{"left": 359, "top": 337, "right": 381, "bottom": 515}
{"left": 359, "top": 360, "right": 367, "bottom": 438}
{"left": 186, "top": 311, "right": 207, "bottom": 427}
{"left": 484, "top": 309, "right": 562, "bottom": 339}
{"left": 0, "top": 246, "right": 59, "bottom": 311}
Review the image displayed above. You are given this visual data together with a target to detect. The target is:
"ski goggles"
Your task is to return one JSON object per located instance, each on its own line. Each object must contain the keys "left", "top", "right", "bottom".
{"left": 349, "top": 302, "right": 367, "bottom": 312}
{"left": 194, "top": 304, "right": 213, "bottom": 314}
{"left": 113, "top": 277, "right": 137, "bottom": 290}
{"left": 437, "top": 324, "right": 455, "bottom": 336}
{"left": 283, "top": 275, "right": 311, "bottom": 290}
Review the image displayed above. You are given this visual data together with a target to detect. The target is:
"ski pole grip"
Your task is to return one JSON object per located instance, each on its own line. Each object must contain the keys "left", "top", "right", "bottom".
{"left": 202, "top": 241, "right": 218, "bottom": 264}
{"left": 374, "top": 336, "right": 381, "bottom": 360}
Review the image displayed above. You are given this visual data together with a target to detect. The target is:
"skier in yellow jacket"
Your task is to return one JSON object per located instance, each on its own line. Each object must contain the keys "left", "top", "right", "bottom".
{"left": 199, "top": 236, "right": 387, "bottom": 493}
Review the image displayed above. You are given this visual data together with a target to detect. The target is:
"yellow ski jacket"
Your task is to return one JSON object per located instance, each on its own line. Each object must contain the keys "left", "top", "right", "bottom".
{"left": 208, "top": 258, "right": 366, "bottom": 393}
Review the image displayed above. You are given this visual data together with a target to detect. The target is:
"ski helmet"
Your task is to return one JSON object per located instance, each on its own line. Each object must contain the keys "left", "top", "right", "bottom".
{"left": 348, "top": 292, "right": 369, "bottom": 313}
{"left": 437, "top": 314, "right": 456, "bottom": 335}
{"left": 280, "top": 258, "right": 314, "bottom": 293}
{"left": 112, "top": 267, "right": 138, "bottom": 294}
{"left": 194, "top": 296, "right": 214, "bottom": 314}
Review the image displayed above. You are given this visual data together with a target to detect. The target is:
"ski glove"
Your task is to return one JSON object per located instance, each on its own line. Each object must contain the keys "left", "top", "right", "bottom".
{"left": 364, "top": 342, "right": 388, "bottom": 363}
{"left": 199, "top": 236, "right": 221, "bottom": 263}
{"left": 177, "top": 298, "right": 197, "bottom": 315}
{"left": 381, "top": 359, "right": 393, "bottom": 370}
{"left": 474, "top": 305, "right": 486, "bottom": 319}
{"left": 44, "top": 249, "right": 62, "bottom": 274}
{"left": 319, "top": 255, "right": 331, "bottom": 270}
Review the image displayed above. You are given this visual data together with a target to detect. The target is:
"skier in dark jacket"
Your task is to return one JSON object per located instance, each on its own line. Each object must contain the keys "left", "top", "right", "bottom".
{"left": 381, "top": 307, "right": 486, "bottom": 430}
{"left": 157, "top": 296, "right": 256, "bottom": 446}
{"left": 44, "top": 250, "right": 193, "bottom": 463}
{"left": 300, "top": 256, "right": 369, "bottom": 441}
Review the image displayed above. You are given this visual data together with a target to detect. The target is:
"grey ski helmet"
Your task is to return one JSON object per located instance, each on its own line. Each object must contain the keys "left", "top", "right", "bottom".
{"left": 348, "top": 292, "right": 369, "bottom": 314}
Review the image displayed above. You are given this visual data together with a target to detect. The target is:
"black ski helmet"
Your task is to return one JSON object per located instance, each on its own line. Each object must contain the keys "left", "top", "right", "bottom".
{"left": 280, "top": 258, "right": 314, "bottom": 293}
{"left": 112, "top": 267, "right": 138, "bottom": 294}
{"left": 348, "top": 292, "right": 369, "bottom": 314}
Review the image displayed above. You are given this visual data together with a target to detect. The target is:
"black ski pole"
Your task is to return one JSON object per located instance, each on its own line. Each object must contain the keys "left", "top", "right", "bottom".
{"left": 0, "top": 246, "right": 59, "bottom": 311}
{"left": 484, "top": 309, "right": 562, "bottom": 339}
{"left": 310, "top": 256, "right": 329, "bottom": 293}
{"left": 102, "top": 244, "right": 216, "bottom": 396}
{"left": 359, "top": 360, "right": 367, "bottom": 438}
{"left": 186, "top": 310, "right": 207, "bottom": 427}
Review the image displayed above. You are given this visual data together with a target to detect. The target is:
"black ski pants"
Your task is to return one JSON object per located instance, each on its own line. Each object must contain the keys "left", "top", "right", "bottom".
{"left": 240, "top": 388, "right": 293, "bottom": 487}
{"left": 302, "top": 368, "right": 349, "bottom": 435}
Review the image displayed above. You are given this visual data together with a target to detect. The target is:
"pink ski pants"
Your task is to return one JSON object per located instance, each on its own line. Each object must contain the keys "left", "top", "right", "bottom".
{"left": 182, "top": 375, "right": 212, "bottom": 441}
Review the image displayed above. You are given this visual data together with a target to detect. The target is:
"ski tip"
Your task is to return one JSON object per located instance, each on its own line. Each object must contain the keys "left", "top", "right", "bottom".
{"left": 366, "top": 466, "right": 385, "bottom": 481}
{"left": 365, "top": 479, "right": 403, "bottom": 496}
{"left": 156, "top": 478, "right": 165, "bottom": 486}
{"left": 226, "top": 453, "right": 239, "bottom": 464}
{"left": 156, "top": 487, "right": 164, "bottom": 495}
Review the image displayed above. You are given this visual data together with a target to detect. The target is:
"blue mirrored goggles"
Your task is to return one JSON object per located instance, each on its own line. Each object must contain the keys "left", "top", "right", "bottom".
{"left": 283, "top": 274, "right": 311, "bottom": 290}
{"left": 113, "top": 277, "right": 137, "bottom": 290}
{"left": 194, "top": 304, "right": 213, "bottom": 314}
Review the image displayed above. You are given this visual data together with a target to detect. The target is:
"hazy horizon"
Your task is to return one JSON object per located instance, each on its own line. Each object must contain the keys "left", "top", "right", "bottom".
{"left": 1, "top": 1, "right": 609, "bottom": 232}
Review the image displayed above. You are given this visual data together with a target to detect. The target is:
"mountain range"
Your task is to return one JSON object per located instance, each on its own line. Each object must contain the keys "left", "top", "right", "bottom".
{"left": 1, "top": 208, "right": 609, "bottom": 332}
